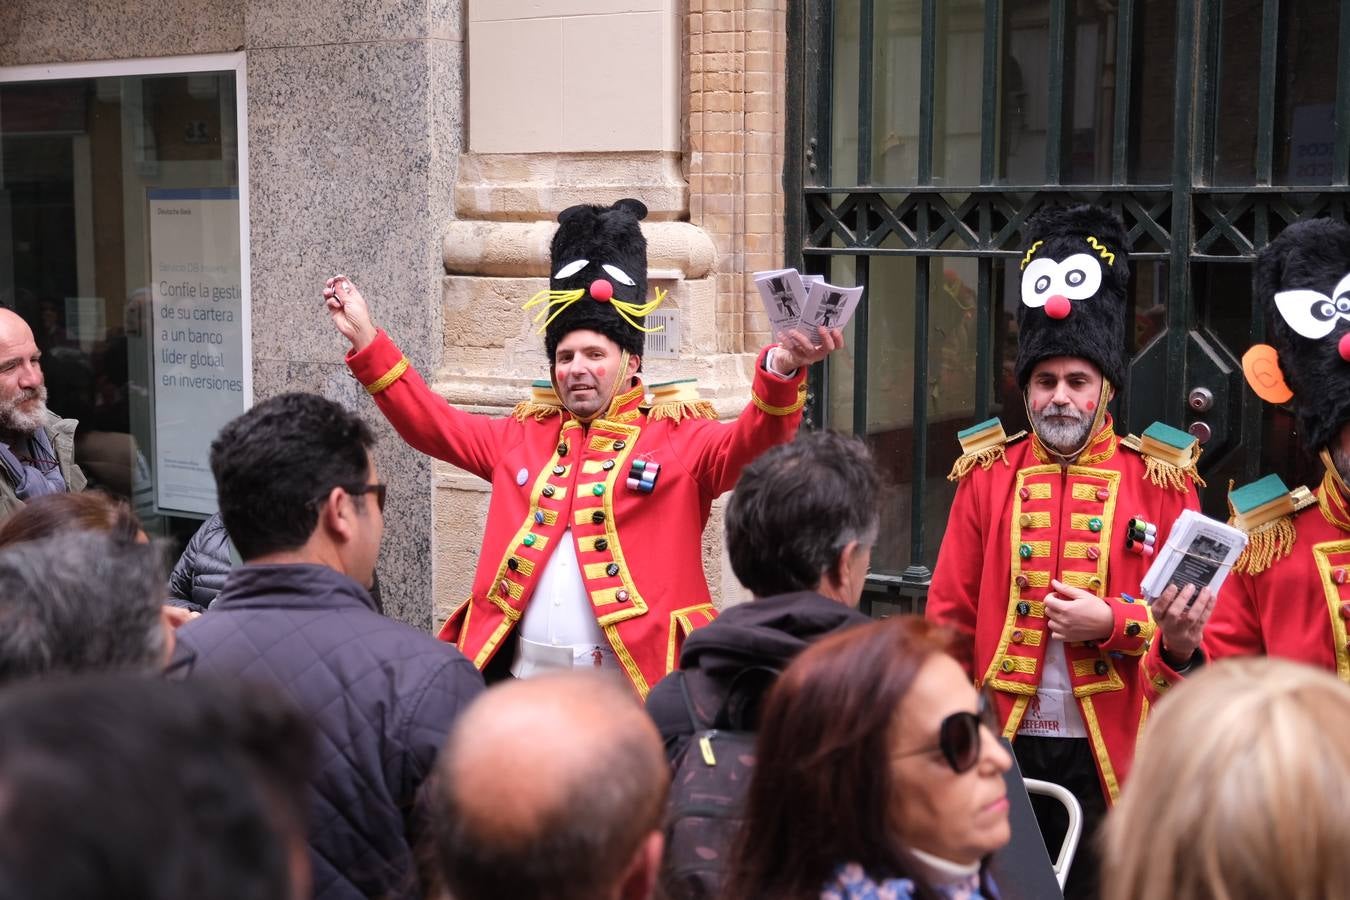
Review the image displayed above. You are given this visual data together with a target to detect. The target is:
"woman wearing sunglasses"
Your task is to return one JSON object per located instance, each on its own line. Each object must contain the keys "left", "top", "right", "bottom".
{"left": 722, "top": 616, "right": 1012, "bottom": 900}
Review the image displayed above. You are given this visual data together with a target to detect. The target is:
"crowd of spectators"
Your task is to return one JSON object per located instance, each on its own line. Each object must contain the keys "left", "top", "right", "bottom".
{"left": 4, "top": 398, "right": 1350, "bottom": 900}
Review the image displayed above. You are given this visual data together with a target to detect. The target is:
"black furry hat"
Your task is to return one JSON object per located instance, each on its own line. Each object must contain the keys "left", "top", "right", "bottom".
{"left": 1014, "top": 205, "right": 1131, "bottom": 389}
{"left": 542, "top": 198, "right": 650, "bottom": 362}
{"left": 1251, "top": 218, "right": 1350, "bottom": 453}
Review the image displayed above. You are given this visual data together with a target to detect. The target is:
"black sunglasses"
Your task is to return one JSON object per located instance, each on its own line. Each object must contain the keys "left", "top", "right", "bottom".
{"left": 895, "top": 692, "right": 998, "bottom": 774}
{"left": 340, "top": 482, "right": 387, "bottom": 513}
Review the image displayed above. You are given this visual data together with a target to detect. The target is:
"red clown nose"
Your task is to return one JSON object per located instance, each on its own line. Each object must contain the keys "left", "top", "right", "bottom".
{"left": 589, "top": 279, "right": 613, "bottom": 302}
{"left": 1045, "top": 295, "right": 1071, "bottom": 320}
{"left": 1339, "top": 332, "right": 1350, "bottom": 362}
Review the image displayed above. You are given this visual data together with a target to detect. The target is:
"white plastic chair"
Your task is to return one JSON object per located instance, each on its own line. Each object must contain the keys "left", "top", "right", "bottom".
{"left": 1022, "top": 778, "right": 1082, "bottom": 890}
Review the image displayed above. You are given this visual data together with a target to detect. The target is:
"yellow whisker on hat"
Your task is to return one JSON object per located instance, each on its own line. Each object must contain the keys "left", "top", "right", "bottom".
{"left": 611, "top": 287, "right": 668, "bottom": 333}
{"left": 523, "top": 288, "right": 587, "bottom": 332}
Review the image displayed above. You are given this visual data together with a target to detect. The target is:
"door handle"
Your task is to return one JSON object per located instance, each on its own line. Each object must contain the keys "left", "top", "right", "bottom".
{"left": 1187, "top": 387, "right": 1214, "bottom": 412}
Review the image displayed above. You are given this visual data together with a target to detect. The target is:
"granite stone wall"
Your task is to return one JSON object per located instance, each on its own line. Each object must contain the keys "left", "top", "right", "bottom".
{"left": 1, "top": 0, "right": 465, "bottom": 631}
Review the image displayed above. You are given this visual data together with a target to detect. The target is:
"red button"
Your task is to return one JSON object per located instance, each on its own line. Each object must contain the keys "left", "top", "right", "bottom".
{"left": 499, "top": 579, "right": 511, "bottom": 597}
{"left": 1016, "top": 575, "right": 1029, "bottom": 589}
{"left": 1019, "top": 487, "right": 1030, "bottom": 500}
{"left": 1336, "top": 568, "right": 1347, "bottom": 585}
{"left": 1340, "top": 601, "right": 1350, "bottom": 618}
{"left": 1011, "top": 630, "right": 1025, "bottom": 643}
{"left": 1087, "top": 547, "right": 1100, "bottom": 561}
{"left": 1096, "top": 488, "right": 1110, "bottom": 501}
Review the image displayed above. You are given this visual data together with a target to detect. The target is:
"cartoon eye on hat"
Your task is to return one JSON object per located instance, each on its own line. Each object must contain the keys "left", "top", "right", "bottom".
{"left": 1273, "top": 272, "right": 1350, "bottom": 352}
{"left": 1020, "top": 252, "right": 1104, "bottom": 320}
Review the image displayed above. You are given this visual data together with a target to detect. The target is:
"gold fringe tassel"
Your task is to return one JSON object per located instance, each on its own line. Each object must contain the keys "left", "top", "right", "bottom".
{"left": 646, "top": 399, "right": 718, "bottom": 424}
{"left": 509, "top": 400, "right": 562, "bottom": 422}
{"left": 947, "top": 445, "right": 1009, "bottom": 482}
{"left": 1142, "top": 443, "right": 1206, "bottom": 491}
{"left": 1233, "top": 515, "right": 1297, "bottom": 575}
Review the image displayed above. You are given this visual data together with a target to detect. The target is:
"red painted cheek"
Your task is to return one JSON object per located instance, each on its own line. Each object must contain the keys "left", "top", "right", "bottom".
{"left": 1086, "top": 400, "right": 1096, "bottom": 411}
{"left": 594, "top": 367, "right": 607, "bottom": 381}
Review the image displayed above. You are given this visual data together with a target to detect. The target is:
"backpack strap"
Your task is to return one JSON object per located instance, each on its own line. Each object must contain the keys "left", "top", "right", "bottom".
{"left": 713, "top": 665, "right": 781, "bottom": 732}
{"left": 678, "top": 670, "right": 711, "bottom": 733}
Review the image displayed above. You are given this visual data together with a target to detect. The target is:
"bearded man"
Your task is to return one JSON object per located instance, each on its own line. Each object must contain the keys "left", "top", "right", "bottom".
{"left": 0, "top": 309, "right": 85, "bottom": 519}
{"left": 925, "top": 205, "right": 1210, "bottom": 899}
{"left": 1208, "top": 218, "right": 1350, "bottom": 678}
{"left": 325, "top": 199, "right": 841, "bottom": 698}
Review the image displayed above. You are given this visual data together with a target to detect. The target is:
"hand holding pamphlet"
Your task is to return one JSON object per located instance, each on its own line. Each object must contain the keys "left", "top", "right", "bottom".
{"left": 1140, "top": 509, "right": 1248, "bottom": 600}
{"left": 753, "top": 268, "right": 863, "bottom": 345}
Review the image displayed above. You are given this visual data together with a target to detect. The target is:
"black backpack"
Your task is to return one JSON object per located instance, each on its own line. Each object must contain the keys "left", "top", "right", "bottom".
{"left": 659, "top": 666, "right": 778, "bottom": 900}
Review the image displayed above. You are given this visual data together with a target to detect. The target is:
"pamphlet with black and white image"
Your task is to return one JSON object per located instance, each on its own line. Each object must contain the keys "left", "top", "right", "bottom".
{"left": 753, "top": 268, "right": 806, "bottom": 336}
{"left": 798, "top": 279, "right": 864, "bottom": 345}
{"left": 754, "top": 267, "right": 864, "bottom": 346}
{"left": 1140, "top": 509, "right": 1248, "bottom": 600}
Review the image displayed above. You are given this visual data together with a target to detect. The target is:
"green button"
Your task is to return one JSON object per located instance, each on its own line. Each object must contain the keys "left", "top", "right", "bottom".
{"left": 593, "top": 484, "right": 606, "bottom": 496}
{"left": 1018, "top": 543, "right": 1032, "bottom": 559}
{"left": 523, "top": 534, "right": 536, "bottom": 547}
{"left": 1088, "top": 517, "right": 1103, "bottom": 533}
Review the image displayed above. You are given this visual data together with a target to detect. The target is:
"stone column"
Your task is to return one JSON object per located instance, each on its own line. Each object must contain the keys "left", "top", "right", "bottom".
{"left": 243, "top": 2, "right": 464, "bottom": 630}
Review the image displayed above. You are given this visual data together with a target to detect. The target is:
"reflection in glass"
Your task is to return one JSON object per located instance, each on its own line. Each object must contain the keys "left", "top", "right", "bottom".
{"left": 0, "top": 72, "right": 240, "bottom": 548}
{"left": 1274, "top": 2, "right": 1340, "bottom": 185}
{"left": 1000, "top": 1, "right": 1051, "bottom": 183}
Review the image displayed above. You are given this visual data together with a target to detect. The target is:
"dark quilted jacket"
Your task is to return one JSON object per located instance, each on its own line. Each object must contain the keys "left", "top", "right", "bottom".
{"left": 167, "top": 513, "right": 234, "bottom": 612}
{"left": 172, "top": 563, "right": 484, "bottom": 900}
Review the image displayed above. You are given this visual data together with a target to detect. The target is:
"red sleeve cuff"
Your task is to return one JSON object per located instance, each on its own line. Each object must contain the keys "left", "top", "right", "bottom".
{"left": 1098, "top": 594, "right": 1155, "bottom": 655}
{"left": 750, "top": 345, "right": 808, "bottom": 415}
{"left": 346, "top": 330, "right": 406, "bottom": 389}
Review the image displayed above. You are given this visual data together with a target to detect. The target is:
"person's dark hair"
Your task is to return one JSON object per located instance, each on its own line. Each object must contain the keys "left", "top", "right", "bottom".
{"left": 725, "top": 430, "right": 881, "bottom": 596}
{"left": 0, "top": 489, "right": 142, "bottom": 548}
{"left": 722, "top": 616, "right": 956, "bottom": 900}
{"left": 0, "top": 530, "right": 167, "bottom": 686}
{"left": 210, "top": 392, "right": 375, "bottom": 560}
{"left": 0, "top": 674, "right": 312, "bottom": 900}
{"left": 431, "top": 689, "right": 669, "bottom": 900}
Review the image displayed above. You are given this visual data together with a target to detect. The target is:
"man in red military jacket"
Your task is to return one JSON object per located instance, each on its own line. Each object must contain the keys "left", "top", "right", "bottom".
{"left": 926, "top": 205, "right": 1212, "bottom": 899}
{"left": 1209, "top": 219, "right": 1350, "bottom": 676}
{"left": 324, "top": 199, "right": 842, "bottom": 698}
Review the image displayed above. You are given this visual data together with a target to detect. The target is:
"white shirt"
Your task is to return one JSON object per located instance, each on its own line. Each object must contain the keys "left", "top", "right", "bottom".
{"left": 511, "top": 528, "right": 623, "bottom": 679}
{"left": 1015, "top": 638, "right": 1088, "bottom": 739}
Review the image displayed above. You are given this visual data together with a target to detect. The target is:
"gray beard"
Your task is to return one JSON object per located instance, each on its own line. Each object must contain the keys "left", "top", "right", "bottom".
{"left": 1333, "top": 443, "right": 1350, "bottom": 486}
{"left": 1031, "top": 402, "right": 1093, "bottom": 457}
{"left": 0, "top": 387, "right": 49, "bottom": 435}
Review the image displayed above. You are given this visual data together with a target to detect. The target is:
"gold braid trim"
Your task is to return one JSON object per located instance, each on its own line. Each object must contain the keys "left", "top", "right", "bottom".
{"left": 510, "top": 399, "right": 563, "bottom": 422}
{"left": 365, "top": 357, "right": 409, "bottom": 395}
{"left": 1141, "top": 441, "right": 1206, "bottom": 491}
{"left": 947, "top": 444, "right": 1009, "bottom": 482}
{"left": 1233, "top": 515, "right": 1298, "bottom": 575}
{"left": 647, "top": 400, "right": 718, "bottom": 423}
{"left": 751, "top": 384, "right": 807, "bottom": 417}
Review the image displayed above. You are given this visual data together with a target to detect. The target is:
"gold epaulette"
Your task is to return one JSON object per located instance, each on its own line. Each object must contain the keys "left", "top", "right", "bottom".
{"left": 644, "top": 379, "right": 717, "bottom": 423}
{"left": 510, "top": 380, "right": 564, "bottom": 422}
{"left": 947, "top": 418, "right": 1026, "bottom": 482}
{"left": 1227, "top": 474, "right": 1316, "bottom": 575}
{"left": 1120, "top": 421, "right": 1206, "bottom": 491}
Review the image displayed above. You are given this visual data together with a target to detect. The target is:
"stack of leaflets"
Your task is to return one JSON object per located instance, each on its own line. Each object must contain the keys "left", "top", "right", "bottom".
{"left": 753, "top": 268, "right": 863, "bottom": 346}
{"left": 1140, "top": 509, "right": 1248, "bottom": 599}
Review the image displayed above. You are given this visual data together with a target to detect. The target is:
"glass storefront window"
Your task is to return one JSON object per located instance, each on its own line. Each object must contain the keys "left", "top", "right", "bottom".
{"left": 0, "top": 57, "right": 249, "bottom": 543}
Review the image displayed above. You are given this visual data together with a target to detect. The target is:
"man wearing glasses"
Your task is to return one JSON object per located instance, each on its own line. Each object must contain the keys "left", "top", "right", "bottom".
{"left": 0, "top": 308, "right": 85, "bottom": 519}
{"left": 172, "top": 392, "right": 484, "bottom": 900}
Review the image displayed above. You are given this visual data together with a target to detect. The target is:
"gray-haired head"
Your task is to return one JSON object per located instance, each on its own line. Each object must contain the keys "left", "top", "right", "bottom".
{"left": 725, "top": 429, "right": 882, "bottom": 598}
{"left": 0, "top": 531, "right": 168, "bottom": 686}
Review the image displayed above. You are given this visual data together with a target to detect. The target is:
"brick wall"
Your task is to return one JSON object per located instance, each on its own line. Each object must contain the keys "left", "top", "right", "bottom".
{"left": 686, "top": 0, "right": 788, "bottom": 355}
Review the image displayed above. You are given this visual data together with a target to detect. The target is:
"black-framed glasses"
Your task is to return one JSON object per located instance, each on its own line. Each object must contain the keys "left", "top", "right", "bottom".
{"left": 894, "top": 692, "right": 998, "bottom": 774}
{"left": 340, "top": 482, "right": 386, "bottom": 513}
